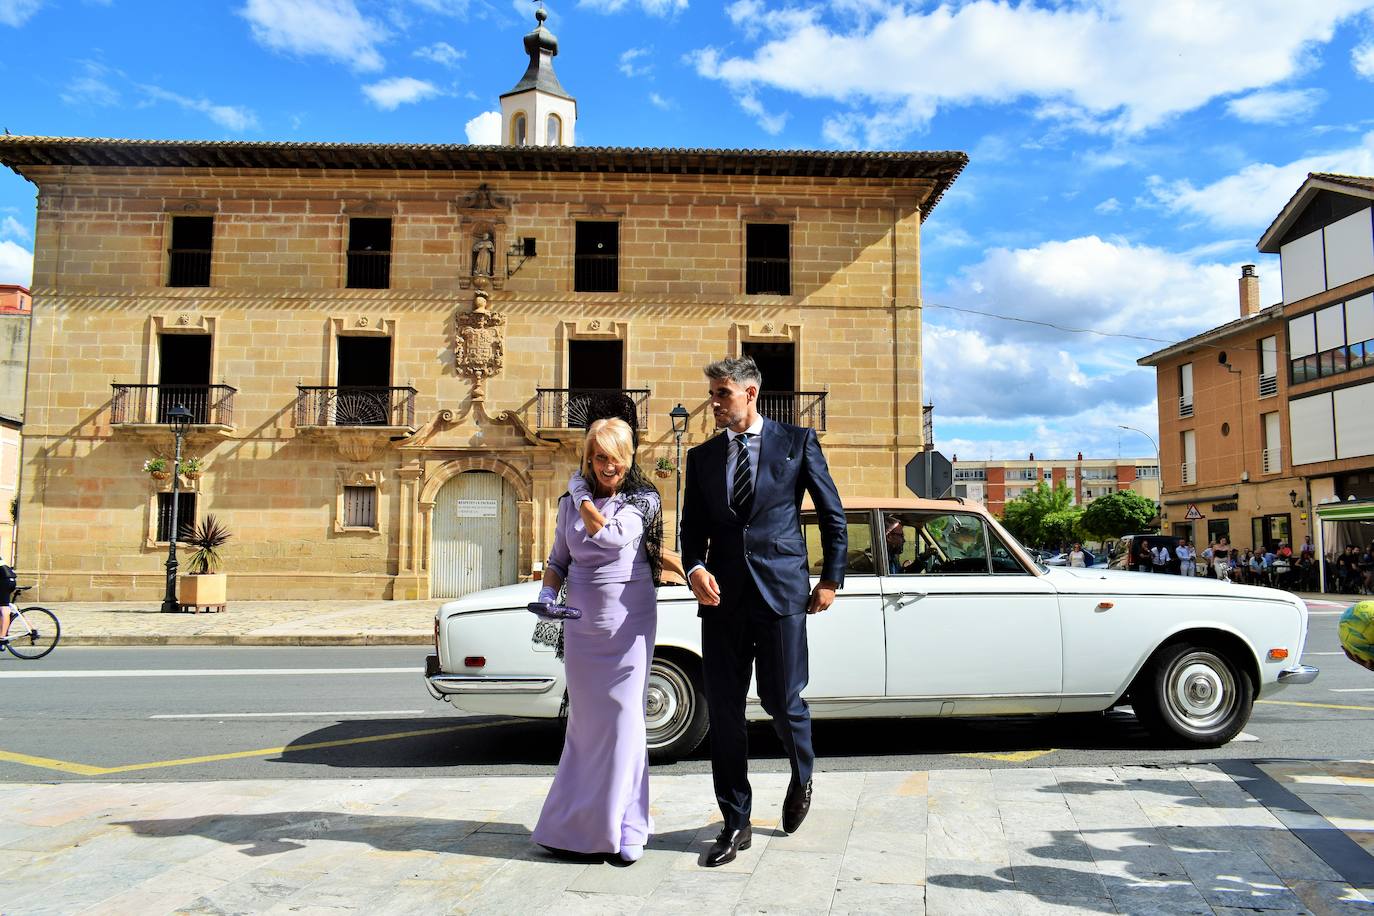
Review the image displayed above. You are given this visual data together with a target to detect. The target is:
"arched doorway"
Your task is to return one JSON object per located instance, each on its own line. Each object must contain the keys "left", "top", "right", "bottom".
{"left": 431, "top": 471, "right": 519, "bottom": 598}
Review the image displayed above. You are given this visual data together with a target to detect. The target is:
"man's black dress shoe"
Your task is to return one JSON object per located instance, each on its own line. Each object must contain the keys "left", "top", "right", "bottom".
{"left": 782, "top": 778, "right": 813, "bottom": 834}
{"left": 703, "top": 825, "right": 752, "bottom": 867}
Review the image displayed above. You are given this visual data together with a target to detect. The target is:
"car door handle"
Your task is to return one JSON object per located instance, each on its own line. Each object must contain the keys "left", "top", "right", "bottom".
{"left": 888, "top": 592, "right": 925, "bottom": 610}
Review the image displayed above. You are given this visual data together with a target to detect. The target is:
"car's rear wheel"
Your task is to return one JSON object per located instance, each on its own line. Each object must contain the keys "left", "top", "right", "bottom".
{"left": 1132, "top": 642, "right": 1254, "bottom": 747}
{"left": 646, "top": 652, "right": 709, "bottom": 763}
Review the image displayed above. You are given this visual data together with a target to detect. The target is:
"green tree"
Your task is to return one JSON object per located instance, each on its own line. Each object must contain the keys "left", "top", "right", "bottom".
{"left": 999, "top": 482, "right": 1082, "bottom": 549}
{"left": 1079, "top": 490, "right": 1159, "bottom": 540}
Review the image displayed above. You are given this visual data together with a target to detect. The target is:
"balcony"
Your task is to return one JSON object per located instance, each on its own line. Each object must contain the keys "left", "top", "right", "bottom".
{"left": 757, "top": 391, "right": 828, "bottom": 431}
{"left": 295, "top": 386, "right": 416, "bottom": 429}
{"left": 167, "top": 249, "right": 211, "bottom": 287}
{"left": 1178, "top": 397, "right": 1194, "bottom": 418}
{"left": 1259, "top": 374, "right": 1278, "bottom": 398}
{"left": 111, "top": 384, "right": 236, "bottom": 439}
{"left": 745, "top": 257, "right": 791, "bottom": 296}
{"left": 1181, "top": 461, "right": 1196, "bottom": 485}
{"left": 573, "top": 254, "right": 618, "bottom": 293}
{"left": 536, "top": 388, "right": 650, "bottom": 432}
{"left": 1262, "top": 448, "right": 1282, "bottom": 475}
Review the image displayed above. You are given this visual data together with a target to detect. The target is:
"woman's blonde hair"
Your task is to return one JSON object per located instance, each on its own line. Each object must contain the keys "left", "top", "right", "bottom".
{"left": 581, "top": 418, "right": 636, "bottom": 484}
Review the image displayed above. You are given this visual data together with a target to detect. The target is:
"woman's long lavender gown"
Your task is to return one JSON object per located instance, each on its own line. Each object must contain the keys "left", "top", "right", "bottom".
{"left": 532, "top": 490, "right": 659, "bottom": 855}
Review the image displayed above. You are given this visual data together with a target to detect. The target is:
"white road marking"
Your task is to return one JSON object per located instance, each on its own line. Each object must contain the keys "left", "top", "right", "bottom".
{"left": 0, "top": 667, "right": 424, "bottom": 679}
{"left": 1233, "top": 732, "right": 1259, "bottom": 742}
{"left": 149, "top": 710, "right": 427, "bottom": 719}
{"left": 1305, "top": 651, "right": 1350, "bottom": 656}
{"left": 1306, "top": 611, "right": 1345, "bottom": 616}
{"left": 1328, "top": 688, "right": 1374, "bottom": 693}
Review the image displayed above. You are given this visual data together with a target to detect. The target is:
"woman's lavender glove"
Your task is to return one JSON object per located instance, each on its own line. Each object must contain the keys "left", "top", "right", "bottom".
{"left": 537, "top": 586, "right": 558, "bottom": 607}
{"left": 567, "top": 471, "right": 593, "bottom": 505}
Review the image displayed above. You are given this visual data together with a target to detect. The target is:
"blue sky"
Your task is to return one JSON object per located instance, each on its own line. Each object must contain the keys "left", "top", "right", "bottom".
{"left": 2, "top": 0, "right": 1374, "bottom": 462}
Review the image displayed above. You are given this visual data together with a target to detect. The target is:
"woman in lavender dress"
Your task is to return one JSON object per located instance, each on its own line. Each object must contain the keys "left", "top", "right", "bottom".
{"left": 532, "top": 418, "right": 661, "bottom": 864}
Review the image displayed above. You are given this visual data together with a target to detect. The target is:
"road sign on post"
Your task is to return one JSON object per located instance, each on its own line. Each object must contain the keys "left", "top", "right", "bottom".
{"left": 1184, "top": 504, "right": 1203, "bottom": 521}
{"left": 905, "top": 451, "right": 952, "bottom": 499}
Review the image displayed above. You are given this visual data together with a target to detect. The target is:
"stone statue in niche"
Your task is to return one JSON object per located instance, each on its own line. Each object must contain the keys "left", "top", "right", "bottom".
{"left": 471, "top": 231, "right": 495, "bottom": 279}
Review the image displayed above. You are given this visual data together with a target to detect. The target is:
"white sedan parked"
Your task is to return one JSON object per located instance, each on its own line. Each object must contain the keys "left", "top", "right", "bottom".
{"left": 425, "top": 497, "right": 1318, "bottom": 761}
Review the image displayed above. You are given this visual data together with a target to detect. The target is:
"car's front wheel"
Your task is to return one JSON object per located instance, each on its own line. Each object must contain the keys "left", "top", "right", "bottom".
{"left": 1132, "top": 642, "right": 1254, "bottom": 747}
{"left": 646, "top": 653, "right": 709, "bottom": 763}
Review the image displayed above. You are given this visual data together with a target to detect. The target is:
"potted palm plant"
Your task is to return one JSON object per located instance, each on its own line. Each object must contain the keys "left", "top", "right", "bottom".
{"left": 177, "top": 514, "right": 232, "bottom": 609}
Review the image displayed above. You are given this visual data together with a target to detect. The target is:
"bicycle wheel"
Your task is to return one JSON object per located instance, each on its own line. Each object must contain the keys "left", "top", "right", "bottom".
{"left": 6, "top": 607, "right": 60, "bottom": 659}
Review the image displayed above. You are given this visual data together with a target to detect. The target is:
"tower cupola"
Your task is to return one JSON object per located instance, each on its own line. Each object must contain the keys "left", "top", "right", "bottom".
{"left": 499, "top": 8, "right": 577, "bottom": 146}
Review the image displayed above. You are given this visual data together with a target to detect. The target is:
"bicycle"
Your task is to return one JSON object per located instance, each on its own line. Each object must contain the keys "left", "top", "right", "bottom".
{"left": 1, "top": 586, "right": 61, "bottom": 660}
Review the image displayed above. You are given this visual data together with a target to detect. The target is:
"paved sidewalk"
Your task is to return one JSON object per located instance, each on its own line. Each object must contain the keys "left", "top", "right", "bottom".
{"left": 21, "top": 590, "right": 1354, "bottom": 649}
{"left": 2, "top": 761, "right": 1372, "bottom": 914}
{"left": 29, "top": 599, "right": 441, "bottom": 646}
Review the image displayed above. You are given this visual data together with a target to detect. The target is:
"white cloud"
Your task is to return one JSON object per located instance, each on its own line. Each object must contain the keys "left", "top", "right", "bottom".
{"left": 737, "top": 90, "right": 788, "bottom": 135}
{"left": 1225, "top": 88, "right": 1324, "bottom": 124}
{"left": 414, "top": 41, "right": 464, "bottom": 68}
{"left": 579, "top": 0, "right": 687, "bottom": 16}
{"left": 936, "top": 402, "right": 1164, "bottom": 464}
{"left": 1356, "top": 40, "right": 1374, "bottom": 78}
{"left": 725, "top": 0, "right": 762, "bottom": 37}
{"left": 0, "top": 240, "right": 33, "bottom": 287}
{"left": 362, "top": 76, "right": 442, "bottom": 110}
{"left": 0, "top": 0, "right": 43, "bottom": 27}
{"left": 239, "top": 0, "right": 386, "bottom": 72}
{"left": 1, "top": 216, "right": 31, "bottom": 242}
{"left": 649, "top": 92, "right": 673, "bottom": 110}
{"left": 408, "top": 0, "right": 468, "bottom": 13}
{"left": 141, "top": 86, "right": 259, "bottom": 131}
{"left": 1148, "top": 130, "right": 1374, "bottom": 230}
{"left": 694, "top": 1, "right": 1374, "bottom": 141}
{"left": 61, "top": 60, "right": 121, "bottom": 107}
{"left": 619, "top": 47, "right": 652, "bottom": 77}
{"left": 465, "top": 110, "right": 502, "bottom": 144}
{"left": 1094, "top": 197, "right": 1121, "bottom": 214}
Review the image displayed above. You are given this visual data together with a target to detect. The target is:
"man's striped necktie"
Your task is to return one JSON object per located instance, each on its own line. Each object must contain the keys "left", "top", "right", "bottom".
{"left": 731, "top": 434, "right": 753, "bottom": 515}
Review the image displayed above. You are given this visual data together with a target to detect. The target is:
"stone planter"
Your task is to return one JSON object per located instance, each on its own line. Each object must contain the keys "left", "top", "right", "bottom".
{"left": 178, "top": 572, "right": 227, "bottom": 608}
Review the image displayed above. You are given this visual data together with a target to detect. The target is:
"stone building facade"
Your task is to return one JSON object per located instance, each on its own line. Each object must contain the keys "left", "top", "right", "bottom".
{"left": 0, "top": 144, "right": 964, "bottom": 601}
{"left": 0, "top": 283, "right": 29, "bottom": 564}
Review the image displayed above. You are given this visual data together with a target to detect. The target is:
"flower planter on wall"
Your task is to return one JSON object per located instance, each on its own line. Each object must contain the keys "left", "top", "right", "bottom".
{"left": 179, "top": 573, "right": 226, "bottom": 607}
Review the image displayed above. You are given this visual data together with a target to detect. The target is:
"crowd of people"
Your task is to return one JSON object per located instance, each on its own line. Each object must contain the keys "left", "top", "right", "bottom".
{"left": 1127, "top": 535, "right": 1374, "bottom": 594}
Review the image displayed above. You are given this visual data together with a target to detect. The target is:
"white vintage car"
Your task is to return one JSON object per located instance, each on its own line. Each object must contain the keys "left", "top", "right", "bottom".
{"left": 425, "top": 497, "right": 1318, "bottom": 761}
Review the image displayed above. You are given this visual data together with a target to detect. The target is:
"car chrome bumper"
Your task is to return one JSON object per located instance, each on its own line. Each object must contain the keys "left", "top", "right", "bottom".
{"left": 1277, "top": 664, "right": 1319, "bottom": 685}
{"left": 426, "top": 673, "right": 559, "bottom": 698}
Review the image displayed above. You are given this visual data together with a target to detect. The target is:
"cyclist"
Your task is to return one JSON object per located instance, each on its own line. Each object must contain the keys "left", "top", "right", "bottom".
{"left": 0, "top": 563, "right": 16, "bottom": 643}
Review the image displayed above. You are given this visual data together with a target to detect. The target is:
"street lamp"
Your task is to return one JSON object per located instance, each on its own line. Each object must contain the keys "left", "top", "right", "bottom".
{"left": 1116, "top": 424, "right": 1159, "bottom": 464}
{"left": 669, "top": 403, "right": 690, "bottom": 549}
{"left": 160, "top": 405, "right": 193, "bottom": 614}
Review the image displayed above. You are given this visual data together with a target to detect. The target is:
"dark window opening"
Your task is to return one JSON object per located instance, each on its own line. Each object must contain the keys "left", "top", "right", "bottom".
{"left": 336, "top": 336, "right": 393, "bottom": 426}
{"left": 158, "top": 334, "right": 212, "bottom": 423}
{"left": 746, "top": 223, "right": 790, "bottom": 295}
{"left": 168, "top": 216, "right": 213, "bottom": 287}
{"left": 347, "top": 218, "right": 392, "bottom": 289}
{"left": 574, "top": 221, "right": 618, "bottom": 293}
{"left": 344, "top": 486, "right": 377, "bottom": 528}
{"left": 743, "top": 341, "right": 799, "bottom": 423}
{"left": 157, "top": 492, "right": 197, "bottom": 543}
{"left": 567, "top": 339, "right": 625, "bottom": 428}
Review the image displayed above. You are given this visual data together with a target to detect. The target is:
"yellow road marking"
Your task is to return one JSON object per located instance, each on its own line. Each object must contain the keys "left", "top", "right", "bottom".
{"left": 956, "top": 749, "right": 1058, "bottom": 763}
{"left": 1258, "top": 699, "right": 1374, "bottom": 713}
{"left": 0, "top": 722, "right": 491, "bottom": 777}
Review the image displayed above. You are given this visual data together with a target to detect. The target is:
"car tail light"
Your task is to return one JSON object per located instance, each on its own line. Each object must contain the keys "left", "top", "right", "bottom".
{"left": 464, "top": 656, "right": 486, "bottom": 668}
{"left": 434, "top": 617, "right": 440, "bottom": 654}
{"left": 1267, "top": 648, "right": 1289, "bottom": 661}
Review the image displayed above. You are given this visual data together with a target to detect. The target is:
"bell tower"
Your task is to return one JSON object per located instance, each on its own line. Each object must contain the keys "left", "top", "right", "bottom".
{"left": 499, "top": 8, "right": 577, "bottom": 147}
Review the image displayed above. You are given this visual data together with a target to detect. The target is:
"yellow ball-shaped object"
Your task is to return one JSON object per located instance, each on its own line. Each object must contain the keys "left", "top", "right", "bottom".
{"left": 1339, "top": 600, "right": 1374, "bottom": 672}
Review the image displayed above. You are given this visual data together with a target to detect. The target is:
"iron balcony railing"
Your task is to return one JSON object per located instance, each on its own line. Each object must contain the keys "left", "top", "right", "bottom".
{"left": 346, "top": 250, "right": 391, "bottom": 289}
{"left": 1259, "top": 374, "right": 1278, "bottom": 397}
{"left": 1262, "top": 448, "right": 1282, "bottom": 474}
{"left": 757, "top": 391, "right": 828, "bottom": 431}
{"left": 1181, "top": 461, "right": 1196, "bottom": 485}
{"left": 111, "top": 384, "right": 236, "bottom": 426}
{"left": 1178, "top": 396, "right": 1194, "bottom": 418}
{"left": 573, "top": 253, "right": 618, "bottom": 293}
{"left": 745, "top": 257, "right": 791, "bottom": 295}
{"left": 167, "top": 249, "right": 211, "bottom": 287}
{"left": 295, "top": 386, "right": 416, "bottom": 428}
{"left": 537, "top": 388, "right": 650, "bottom": 430}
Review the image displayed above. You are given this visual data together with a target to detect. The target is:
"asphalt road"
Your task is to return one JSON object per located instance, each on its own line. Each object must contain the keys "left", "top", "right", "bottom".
{"left": 0, "top": 605, "right": 1370, "bottom": 782}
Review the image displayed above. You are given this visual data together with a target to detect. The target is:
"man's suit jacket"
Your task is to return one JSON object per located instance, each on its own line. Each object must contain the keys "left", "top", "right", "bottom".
{"left": 680, "top": 417, "right": 847, "bottom": 617}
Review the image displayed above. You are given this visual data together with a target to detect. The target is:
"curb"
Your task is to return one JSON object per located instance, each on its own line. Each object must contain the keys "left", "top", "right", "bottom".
{"left": 60, "top": 634, "right": 432, "bottom": 647}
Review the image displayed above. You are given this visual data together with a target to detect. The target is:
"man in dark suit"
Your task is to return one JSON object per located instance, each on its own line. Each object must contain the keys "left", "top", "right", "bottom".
{"left": 680, "top": 356, "right": 847, "bottom": 867}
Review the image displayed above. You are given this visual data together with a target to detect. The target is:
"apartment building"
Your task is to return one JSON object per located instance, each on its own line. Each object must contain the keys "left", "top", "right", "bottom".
{"left": 951, "top": 453, "right": 1160, "bottom": 516}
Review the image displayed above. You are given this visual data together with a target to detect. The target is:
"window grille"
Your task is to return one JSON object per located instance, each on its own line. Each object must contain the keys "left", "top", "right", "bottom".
{"left": 344, "top": 486, "right": 377, "bottom": 528}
